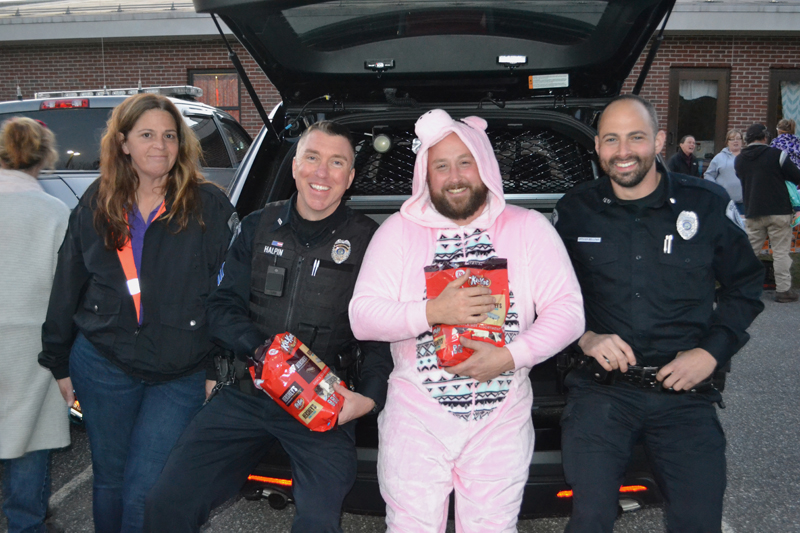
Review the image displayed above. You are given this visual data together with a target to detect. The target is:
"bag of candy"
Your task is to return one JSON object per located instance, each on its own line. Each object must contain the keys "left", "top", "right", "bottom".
{"left": 249, "top": 332, "right": 343, "bottom": 432}
{"left": 424, "top": 258, "right": 509, "bottom": 367}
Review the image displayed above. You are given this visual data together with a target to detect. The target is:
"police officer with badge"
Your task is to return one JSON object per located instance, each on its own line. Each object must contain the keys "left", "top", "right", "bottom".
{"left": 553, "top": 95, "right": 764, "bottom": 533}
{"left": 144, "top": 121, "right": 392, "bottom": 533}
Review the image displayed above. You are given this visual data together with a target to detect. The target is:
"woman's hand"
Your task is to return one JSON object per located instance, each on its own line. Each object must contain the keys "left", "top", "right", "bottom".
{"left": 205, "top": 380, "right": 217, "bottom": 400}
{"left": 56, "top": 377, "right": 75, "bottom": 406}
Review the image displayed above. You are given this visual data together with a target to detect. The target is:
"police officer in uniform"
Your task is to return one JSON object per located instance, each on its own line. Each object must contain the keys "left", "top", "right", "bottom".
{"left": 144, "top": 121, "right": 392, "bottom": 533}
{"left": 553, "top": 95, "right": 764, "bottom": 533}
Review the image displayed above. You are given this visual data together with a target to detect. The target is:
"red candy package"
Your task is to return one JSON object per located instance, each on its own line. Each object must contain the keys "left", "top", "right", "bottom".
{"left": 249, "top": 332, "right": 343, "bottom": 432}
{"left": 425, "top": 259, "right": 509, "bottom": 367}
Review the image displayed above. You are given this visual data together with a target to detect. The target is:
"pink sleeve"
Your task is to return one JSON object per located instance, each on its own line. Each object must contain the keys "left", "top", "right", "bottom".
{"left": 349, "top": 216, "right": 430, "bottom": 342}
{"left": 506, "top": 211, "right": 585, "bottom": 369}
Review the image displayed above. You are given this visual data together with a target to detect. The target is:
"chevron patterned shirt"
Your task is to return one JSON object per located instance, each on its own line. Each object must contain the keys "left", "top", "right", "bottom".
{"left": 415, "top": 227, "right": 519, "bottom": 421}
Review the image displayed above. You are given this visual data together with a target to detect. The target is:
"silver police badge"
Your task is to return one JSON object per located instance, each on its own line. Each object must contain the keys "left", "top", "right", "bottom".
{"left": 331, "top": 239, "right": 351, "bottom": 264}
{"left": 676, "top": 211, "right": 699, "bottom": 240}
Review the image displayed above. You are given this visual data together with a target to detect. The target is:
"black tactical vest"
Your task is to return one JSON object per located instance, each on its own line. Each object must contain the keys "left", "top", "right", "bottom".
{"left": 248, "top": 200, "right": 378, "bottom": 368}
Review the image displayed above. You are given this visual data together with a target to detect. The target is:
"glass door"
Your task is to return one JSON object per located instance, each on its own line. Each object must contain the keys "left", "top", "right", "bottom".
{"left": 667, "top": 68, "right": 730, "bottom": 174}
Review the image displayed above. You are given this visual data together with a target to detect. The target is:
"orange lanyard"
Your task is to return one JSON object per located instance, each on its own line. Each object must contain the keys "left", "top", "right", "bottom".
{"left": 117, "top": 202, "right": 166, "bottom": 322}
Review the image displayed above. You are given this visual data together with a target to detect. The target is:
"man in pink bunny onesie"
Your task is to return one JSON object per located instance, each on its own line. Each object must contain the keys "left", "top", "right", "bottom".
{"left": 349, "top": 109, "right": 585, "bottom": 532}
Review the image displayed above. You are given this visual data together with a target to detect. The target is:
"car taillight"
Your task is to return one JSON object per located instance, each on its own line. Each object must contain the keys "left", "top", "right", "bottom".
{"left": 619, "top": 485, "right": 648, "bottom": 493}
{"left": 40, "top": 99, "right": 89, "bottom": 110}
{"left": 247, "top": 475, "right": 292, "bottom": 487}
{"left": 556, "top": 485, "right": 647, "bottom": 498}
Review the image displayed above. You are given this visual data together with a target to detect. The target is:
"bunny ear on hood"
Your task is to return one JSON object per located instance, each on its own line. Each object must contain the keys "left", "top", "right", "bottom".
{"left": 400, "top": 109, "right": 505, "bottom": 229}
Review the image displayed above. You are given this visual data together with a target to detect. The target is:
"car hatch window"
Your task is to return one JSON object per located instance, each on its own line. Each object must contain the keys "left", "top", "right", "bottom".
{"left": 185, "top": 114, "right": 231, "bottom": 168}
{"left": 0, "top": 108, "right": 110, "bottom": 170}
{"left": 219, "top": 118, "right": 252, "bottom": 165}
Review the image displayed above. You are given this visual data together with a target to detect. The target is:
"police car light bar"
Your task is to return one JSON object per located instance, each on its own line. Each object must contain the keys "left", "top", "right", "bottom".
{"left": 34, "top": 85, "right": 203, "bottom": 99}
{"left": 40, "top": 99, "right": 89, "bottom": 110}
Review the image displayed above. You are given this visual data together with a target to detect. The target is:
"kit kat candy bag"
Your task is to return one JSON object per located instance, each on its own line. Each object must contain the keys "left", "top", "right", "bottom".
{"left": 425, "top": 258, "right": 509, "bottom": 367}
{"left": 249, "top": 332, "right": 343, "bottom": 432}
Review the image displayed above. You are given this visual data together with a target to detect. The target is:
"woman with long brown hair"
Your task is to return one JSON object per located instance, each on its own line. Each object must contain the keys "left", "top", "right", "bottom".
{"left": 39, "top": 93, "right": 235, "bottom": 533}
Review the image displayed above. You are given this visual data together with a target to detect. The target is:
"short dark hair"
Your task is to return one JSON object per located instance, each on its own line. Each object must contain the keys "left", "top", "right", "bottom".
{"left": 297, "top": 120, "right": 356, "bottom": 159}
{"left": 600, "top": 94, "right": 659, "bottom": 134}
{"left": 745, "top": 123, "right": 769, "bottom": 144}
{"left": 679, "top": 135, "right": 695, "bottom": 145}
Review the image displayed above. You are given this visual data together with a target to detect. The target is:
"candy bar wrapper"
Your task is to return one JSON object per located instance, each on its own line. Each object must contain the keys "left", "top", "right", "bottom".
{"left": 432, "top": 324, "right": 505, "bottom": 367}
{"left": 249, "top": 332, "right": 343, "bottom": 432}
{"left": 425, "top": 258, "right": 509, "bottom": 367}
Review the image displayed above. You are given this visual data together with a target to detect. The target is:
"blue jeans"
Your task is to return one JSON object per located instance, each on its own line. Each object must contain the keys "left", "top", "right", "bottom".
{"left": 69, "top": 333, "right": 205, "bottom": 533}
{"left": 2, "top": 450, "right": 51, "bottom": 533}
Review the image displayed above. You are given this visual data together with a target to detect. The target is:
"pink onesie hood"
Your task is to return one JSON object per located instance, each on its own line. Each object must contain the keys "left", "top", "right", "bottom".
{"left": 400, "top": 109, "right": 506, "bottom": 228}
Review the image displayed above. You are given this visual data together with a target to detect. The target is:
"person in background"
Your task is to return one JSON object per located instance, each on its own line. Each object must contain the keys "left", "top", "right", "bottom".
{"left": 705, "top": 129, "right": 745, "bottom": 214}
{"left": 771, "top": 118, "right": 800, "bottom": 169}
{"left": 666, "top": 134, "right": 701, "bottom": 177}
{"left": 772, "top": 119, "right": 800, "bottom": 223}
{"left": 0, "top": 117, "right": 70, "bottom": 533}
{"left": 38, "top": 93, "right": 236, "bottom": 532}
{"left": 735, "top": 122, "right": 800, "bottom": 303}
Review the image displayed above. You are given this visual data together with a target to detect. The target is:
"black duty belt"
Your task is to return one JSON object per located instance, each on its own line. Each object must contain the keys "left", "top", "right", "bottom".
{"left": 605, "top": 364, "right": 715, "bottom": 393}
{"left": 559, "top": 352, "right": 717, "bottom": 394}
{"left": 613, "top": 365, "right": 661, "bottom": 388}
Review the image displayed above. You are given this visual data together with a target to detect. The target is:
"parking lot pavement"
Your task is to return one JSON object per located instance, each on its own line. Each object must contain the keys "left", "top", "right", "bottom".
{"left": 1, "top": 291, "right": 799, "bottom": 533}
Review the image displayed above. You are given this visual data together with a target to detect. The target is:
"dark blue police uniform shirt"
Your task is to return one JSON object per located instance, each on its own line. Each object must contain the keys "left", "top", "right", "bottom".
{"left": 553, "top": 163, "right": 764, "bottom": 368}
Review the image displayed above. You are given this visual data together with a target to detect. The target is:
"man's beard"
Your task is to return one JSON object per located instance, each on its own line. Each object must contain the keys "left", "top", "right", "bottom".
{"left": 428, "top": 178, "right": 489, "bottom": 221}
{"left": 601, "top": 153, "right": 655, "bottom": 189}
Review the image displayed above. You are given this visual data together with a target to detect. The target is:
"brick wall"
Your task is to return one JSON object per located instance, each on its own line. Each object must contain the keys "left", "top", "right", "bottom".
{"left": 622, "top": 35, "right": 800, "bottom": 134}
{"left": 0, "top": 37, "right": 280, "bottom": 138}
{"left": 4, "top": 34, "right": 800, "bottom": 140}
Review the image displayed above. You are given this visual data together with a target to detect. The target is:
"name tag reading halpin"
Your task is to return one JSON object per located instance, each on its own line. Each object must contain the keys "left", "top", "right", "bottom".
{"left": 676, "top": 211, "right": 699, "bottom": 240}
{"left": 331, "top": 239, "right": 351, "bottom": 264}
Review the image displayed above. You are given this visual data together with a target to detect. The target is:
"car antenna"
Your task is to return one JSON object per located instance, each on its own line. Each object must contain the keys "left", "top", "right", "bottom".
{"left": 101, "top": 37, "right": 108, "bottom": 95}
{"left": 209, "top": 13, "right": 280, "bottom": 145}
{"left": 16, "top": 82, "right": 22, "bottom": 101}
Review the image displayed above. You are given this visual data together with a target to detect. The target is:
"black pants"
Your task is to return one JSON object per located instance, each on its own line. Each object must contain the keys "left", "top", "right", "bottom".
{"left": 143, "top": 386, "right": 357, "bottom": 533}
{"left": 561, "top": 370, "right": 726, "bottom": 533}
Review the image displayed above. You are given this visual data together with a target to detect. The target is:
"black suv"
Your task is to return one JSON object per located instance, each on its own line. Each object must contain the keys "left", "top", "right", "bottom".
{"left": 0, "top": 86, "right": 252, "bottom": 209}
{"left": 194, "top": 0, "right": 676, "bottom": 519}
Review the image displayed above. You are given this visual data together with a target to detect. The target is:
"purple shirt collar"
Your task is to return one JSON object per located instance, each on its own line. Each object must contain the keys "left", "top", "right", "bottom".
{"left": 129, "top": 203, "right": 162, "bottom": 324}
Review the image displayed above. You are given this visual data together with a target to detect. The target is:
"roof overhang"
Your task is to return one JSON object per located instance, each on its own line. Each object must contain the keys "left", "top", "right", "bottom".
{"left": 0, "top": 1, "right": 231, "bottom": 44}
{"left": 4, "top": 0, "right": 800, "bottom": 45}
{"left": 666, "top": 0, "right": 800, "bottom": 35}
